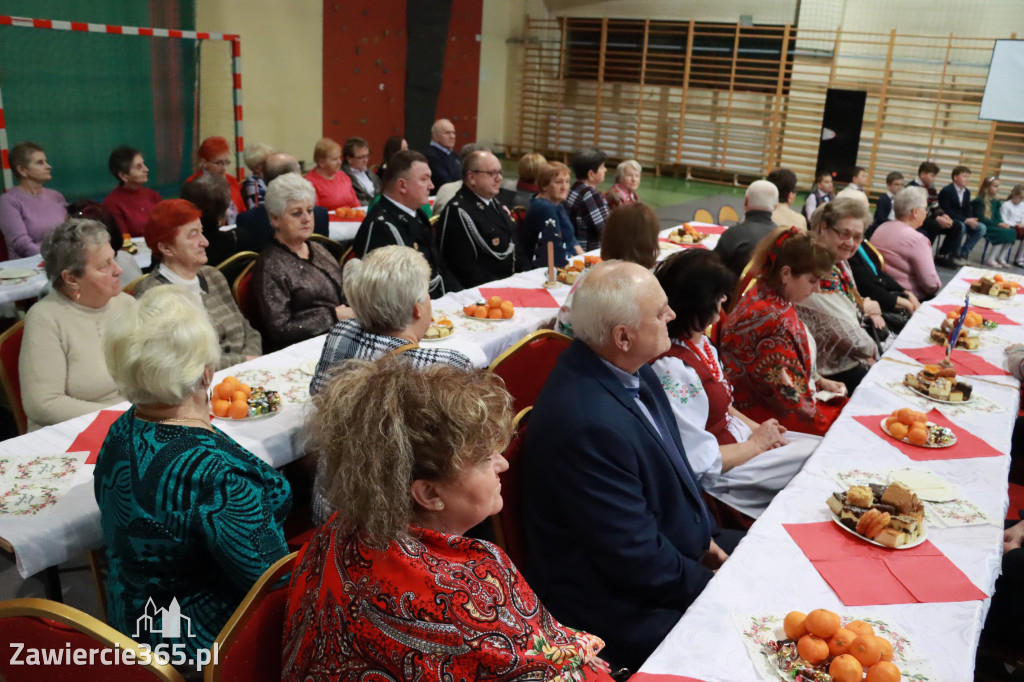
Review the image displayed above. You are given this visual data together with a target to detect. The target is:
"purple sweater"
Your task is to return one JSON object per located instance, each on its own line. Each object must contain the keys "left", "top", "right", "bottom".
{"left": 0, "top": 187, "right": 67, "bottom": 258}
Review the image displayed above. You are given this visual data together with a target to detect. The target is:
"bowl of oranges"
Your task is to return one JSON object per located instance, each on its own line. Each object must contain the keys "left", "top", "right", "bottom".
{"left": 463, "top": 296, "right": 515, "bottom": 321}
{"left": 760, "top": 609, "right": 904, "bottom": 682}
{"left": 881, "top": 407, "right": 956, "bottom": 448}
{"left": 211, "top": 376, "right": 282, "bottom": 421}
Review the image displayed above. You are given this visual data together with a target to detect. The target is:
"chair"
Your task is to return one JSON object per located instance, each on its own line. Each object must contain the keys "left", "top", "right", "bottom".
{"left": 216, "top": 251, "right": 260, "bottom": 290}
{"left": 718, "top": 205, "right": 740, "bottom": 224}
{"left": 510, "top": 205, "right": 529, "bottom": 229}
{"left": 339, "top": 245, "right": 354, "bottom": 265}
{"left": 863, "top": 240, "right": 885, "bottom": 268}
{"left": 0, "top": 598, "right": 185, "bottom": 681}
{"left": 204, "top": 552, "right": 297, "bottom": 682}
{"left": 694, "top": 208, "right": 714, "bottom": 223}
{"left": 0, "top": 319, "right": 26, "bottom": 435}
{"left": 232, "top": 262, "right": 260, "bottom": 331}
{"left": 492, "top": 407, "right": 531, "bottom": 568}
{"left": 122, "top": 275, "right": 147, "bottom": 295}
{"left": 488, "top": 330, "right": 572, "bottom": 415}
{"left": 308, "top": 233, "right": 344, "bottom": 261}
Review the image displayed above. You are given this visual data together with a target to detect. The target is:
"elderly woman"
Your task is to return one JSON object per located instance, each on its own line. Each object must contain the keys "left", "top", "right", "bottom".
{"left": 96, "top": 286, "right": 290, "bottom": 666}
{"left": 283, "top": 358, "right": 612, "bottom": 681}
{"left": 133, "top": 199, "right": 261, "bottom": 368}
{"left": 800, "top": 198, "right": 882, "bottom": 393}
{"left": 604, "top": 159, "right": 642, "bottom": 210}
{"left": 720, "top": 228, "right": 846, "bottom": 436}
{"left": 871, "top": 186, "right": 942, "bottom": 301}
{"left": 556, "top": 202, "right": 661, "bottom": 336}
{"left": 305, "top": 137, "right": 360, "bottom": 211}
{"left": 19, "top": 219, "right": 134, "bottom": 429}
{"left": 653, "top": 249, "right": 819, "bottom": 520}
{"left": 180, "top": 173, "right": 237, "bottom": 266}
{"left": 254, "top": 173, "right": 351, "bottom": 350}
{"left": 185, "top": 136, "right": 245, "bottom": 224}
{"left": 0, "top": 141, "right": 67, "bottom": 258}
{"left": 525, "top": 161, "right": 584, "bottom": 267}
{"left": 241, "top": 142, "right": 274, "bottom": 210}
{"left": 973, "top": 176, "right": 1018, "bottom": 268}
{"left": 101, "top": 145, "right": 162, "bottom": 238}
{"left": 340, "top": 136, "right": 381, "bottom": 205}
{"left": 67, "top": 200, "right": 144, "bottom": 288}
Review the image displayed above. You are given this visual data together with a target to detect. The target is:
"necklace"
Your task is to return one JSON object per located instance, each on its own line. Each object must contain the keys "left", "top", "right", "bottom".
{"left": 679, "top": 336, "right": 733, "bottom": 402}
{"left": 135, "top": 412, "right": 212, "bottom": 429}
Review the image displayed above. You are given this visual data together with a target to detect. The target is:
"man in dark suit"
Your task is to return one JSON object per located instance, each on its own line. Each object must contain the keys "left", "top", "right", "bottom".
{"left": 521, "top": 261, "right": 731, "bottom": 671}
{"left": 340, "top": 136, "right": 381, "bottom": 205}
{"left": 938, "top": 165, "right": 984, "bottom": 262}
{"left": 354, "top": 149, "right": 460, "bottom": 298}
{"left": 423, "top": 118, "right": 461, "bottom": 187}
{"left": 234, "top": 153, "right": 328, "bottom": 253}
{"left": 436, "top": 150, "right": 529, "bottom": 288}
{"left": 714, "top": 179, "right": 779, "bottom": 278}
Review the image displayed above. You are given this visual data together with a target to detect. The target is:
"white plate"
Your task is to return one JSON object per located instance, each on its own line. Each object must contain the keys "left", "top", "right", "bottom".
{"left": 906, "top": 382, "right": 974, "bottom": 405}
{"left": 422, "top": 327, "right": 456, "bottom": 342}
{"left": 213, "top": 405, "right": 283, "bottom": 423}
{"left": 889, "top": 469, "right": 958, "bottom": 502}
{"left": 830, "top": 514, "right": 928, "bottom": 549}
{"left": 0, "top": 268, "right": 38, "bottom": 280}
{"left": 461, "top": 311, "right": 512, "bottom": 322}
{"left": 879, "top": 418, "right": 956, "bottom": 448}
{"left": 296, "top": 358, "right": 318, "bottom": 376}
{"left": 928, "top": 336, "right": 983, "bottom": 353}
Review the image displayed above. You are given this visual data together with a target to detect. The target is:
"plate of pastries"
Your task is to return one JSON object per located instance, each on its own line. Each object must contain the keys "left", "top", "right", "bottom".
{"left": 827, "top": 482, "right": 927, "bottom": 549}
{"left": 902, "top": 362, "right": 973, "bottom": 403}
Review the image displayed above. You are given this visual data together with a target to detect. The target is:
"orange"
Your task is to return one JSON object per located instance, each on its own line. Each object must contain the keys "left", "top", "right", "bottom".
{"left": 994, "top": 274, "right": 1004, "bottom": 282}
{"left": 888, "top": 422, "right": 908, "bottom": 440}
{"left": 907, "top": 427, "right": 927, "bottom": 446}
{"left": 829, "top": 654, "right": 864, "bottom": 682}
{"left": 946, "top": 310, "right": 957, "bottom": 319}
{"left": 783, "top": 611, "right": 808, "bottom": 640}
{"left": 827, "top": 627, "right": 857, "bottom": 657}
{"left": 222, "top": 376, "right": 239, "bottom": 387}
{"left": 845, "top": 620, "right": 875, "bottom": 640}
{"left": 488, "top": 307, "right": 504, "bottom": 319}
{"left": 213, "top": 383, "right": 234, "bottom": 401}
{"left": 796, "top": 634, "right": 829, "bottom": 664}
{"left": 896, "top": 408, "right": 916, "bottom": 425}
{"left": 501, "top": 306, "right": 515, "bottom": 319}
{"left": 231, "top": 390, "right": 248, "bottom": 403}
{"left": 849, "top": 634, "right": 883, "bottom": 667}
{"left": 488, "top": 296, "right": 503, "bottom": 309}
{"left": 885, "top": 416, "right": 900, "bottom": 430}
{"left": 865, "top": 660, "right": 901, "bottom": 682}
{"left": 501, "top": 300, "right": 515, "bottom": 315}
{"left": 227, "top": 400, "right": 250, "bottom": 419}
{"left": 464, "top": 304, "right": 478, "bottom": 317}
{"left": 473, "top": 307, "right": 489, "bottom": 319}
{"left": 876, "top": 636, "right": 894, "bottom": 662}
{"left": 805, "top": 609, "right": 841, "bottom": 639}
{"left": 211, "top": 399, "right": 230, "bottom": 418}
{"left": 238, "top": 383, "right": 251, "bottom": 396}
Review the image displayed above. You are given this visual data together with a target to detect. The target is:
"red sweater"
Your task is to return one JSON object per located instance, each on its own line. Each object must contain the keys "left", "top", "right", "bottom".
{"left": 304, "top": 169, "right": 360, "bottom": 210}
{"left": 102, "top": 185, "right": 163, "bottom": 237}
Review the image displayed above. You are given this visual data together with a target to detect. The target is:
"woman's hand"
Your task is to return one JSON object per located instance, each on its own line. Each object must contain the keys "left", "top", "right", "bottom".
{"left": 895, "top": 296, "right": 915, "bottom": 313}
{"left": 749, "top": 418, "right": 789, "bottom": 452}
{"left": 817, "top": 377, "right": 847, "bottom": 397}
{"left": 1004, "top": 520, "right": 1024, "bottom": 554}
{"left": 868, "top": 313, "right": 886, "bottom": 329}
{"left": 574, "top": 245, "right": 585, "bottom": 255}
{"left": 862, "top": 297, "right": 882, "bottom": 317}
{"left": 587, "top": 657, "right": 612, "bottom": 674}
{"left": 335, "top": 305, "right": 355, "bottom": 321}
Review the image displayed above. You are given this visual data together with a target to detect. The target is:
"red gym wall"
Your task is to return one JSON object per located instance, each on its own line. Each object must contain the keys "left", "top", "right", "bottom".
{"left": 322, "top": 1, "right": 482, "bottom": 161}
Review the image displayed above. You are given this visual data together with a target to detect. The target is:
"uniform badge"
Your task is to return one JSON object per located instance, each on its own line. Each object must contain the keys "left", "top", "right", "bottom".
{"left": 492, "top": 237, "right": 500, "bottom": 246}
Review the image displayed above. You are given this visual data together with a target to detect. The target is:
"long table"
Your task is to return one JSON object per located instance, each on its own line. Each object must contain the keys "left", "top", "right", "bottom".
{"left": 638, "top": 266, "right": 1018, "bottom": 681}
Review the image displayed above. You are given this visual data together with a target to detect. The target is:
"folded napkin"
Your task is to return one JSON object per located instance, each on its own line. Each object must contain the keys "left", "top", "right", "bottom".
{"left": 690, "top": 223, "right": 727, "bottom": 235}
{"left": 852, "top": 410, "right": 1002, "bottom": 461}
{"left": 477, "top": 287, "right": 559, "bottom": 308}
{"left": 896, "top": 345, "right": 1009, "bottom": 376}
{"left": 784, "top": 522, "right": 987, "bottom": 606}
{"left": 67, "top": 410, "right": 124, "bottom": 465}
{"left": 933, "top": 304, "right": 1019, "bottom": 327}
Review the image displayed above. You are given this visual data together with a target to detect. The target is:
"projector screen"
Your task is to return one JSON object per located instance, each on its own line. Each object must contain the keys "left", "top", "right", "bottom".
{"left": 980, "top": 39, "right": 1024, "bottom": 123}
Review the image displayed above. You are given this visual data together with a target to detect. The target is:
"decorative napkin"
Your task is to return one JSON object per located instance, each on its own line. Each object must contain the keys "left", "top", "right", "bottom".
{"left": 67, "top": 410, "right": 124, "bottom": 465}
{"left": 896, "top": 345, "right": 1009, "bottom": 376}
{"left": 852, "top": 410, "right": 1002, "bottom": 461}
{"left": 477, "top": 287, "right": 560, "bottom": 308}
{"left": 784, "top": 521, "right": 987, "bottom": 606}
{"left": 933, "top": 304, "right": 1019, "bottom": 327}
{"left": 0, "top": 452, "right": 90, "bottom": 516}
{"left": 658, "top": 238, "right": 708, "bottom": 250}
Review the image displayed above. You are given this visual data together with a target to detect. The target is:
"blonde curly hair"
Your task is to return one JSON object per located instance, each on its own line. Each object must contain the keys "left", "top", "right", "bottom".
{"left": 310, "top": 357, "right": 513, "bottom": 542}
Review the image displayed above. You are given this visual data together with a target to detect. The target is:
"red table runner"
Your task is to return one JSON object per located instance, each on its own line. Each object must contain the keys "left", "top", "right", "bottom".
{"left": 933, "top": 304, "right": 1019, "bottom": 327}
{"left": 852, "top": 410, "right": 1002, "bottom": 461}
{"left": 477, "top": 287, "right": 560, "bottom": 308}
{"left": 67, "top": 410, "right": 124, "bottom": 465}
{"left": 896, "top": 345, "right": 1009, "bottom": 376}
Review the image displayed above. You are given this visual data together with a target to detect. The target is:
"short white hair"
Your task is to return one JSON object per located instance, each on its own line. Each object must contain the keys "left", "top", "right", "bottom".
{"left": 615, "top": 159, "right": 642, "bottom": 183}
{"left": 104, "top": 287, "right": 220, "bottom": 406}
{"left": 265, "top": 172, "right": 316, "bottom": 218}
{"left": 244, "top": 142, "right": 275, "bottom": 171}
{"left": 571, "top": 261, "right": 644, "bottom": 349}
{"left": 893, "top": 185, "right": 928, "bottom": 219}
{"left": 343, "top": 246, "right": 430, "bottom": 333}
{"left": 746, "top": 180, "right": 779, "bottom": 212}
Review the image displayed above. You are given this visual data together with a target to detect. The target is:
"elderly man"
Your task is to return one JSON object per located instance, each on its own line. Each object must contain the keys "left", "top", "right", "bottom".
{"left": 431, "top": 143, "right": 487, "bottom": 214}
{"left": 436, "top": 150, "right": 529, "bottom": 288}
{"left": 354, "top": 150, "right": 460, "bottom": 298}
{"left": 234, "top": 153, "right": 330, "bottom": 252}
{"left": 340, "top": 136, "right": 381, "bottom": 205}
{"left": 714, "top": 179, "right": 779, "bottom": 277}
{"left": 522, "top": 261, "right": 732, "bottom": 670}
{"left": 424, "top": 118, "right": 460, "bottom": 187}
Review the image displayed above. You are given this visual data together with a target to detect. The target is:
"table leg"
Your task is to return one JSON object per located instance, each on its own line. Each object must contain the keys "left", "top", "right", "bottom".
{"left": 40, "top": 565, "right": 63, "bottom": 603}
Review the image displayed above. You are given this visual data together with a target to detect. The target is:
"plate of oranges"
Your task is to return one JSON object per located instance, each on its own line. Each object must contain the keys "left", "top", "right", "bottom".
{"left": 211, "top": 376, "right": 282, "bottom": 421}
{"left": 463, "top": 296, "right": 515, "bottom": 321}
{"left": 880, "top": 408, "right": 956, "bottom": 448}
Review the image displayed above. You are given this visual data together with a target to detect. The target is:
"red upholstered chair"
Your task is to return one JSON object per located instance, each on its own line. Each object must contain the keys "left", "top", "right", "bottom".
{"left": 231, "top": 262, "right": 260, "bottom": 332}
{"left": 488, "top": 330, "right": 571, "bottom": 415}
{"left": 0, "top": 598, "right": 185, "bottom": 682}
{"left": 492, "top": 407, "right": 532, "bottom": 569}
{"left": 204, "top": 551, "right": 297, "bottom": 682}
{"left": 0, "top": 319, "right": 27, "bottom": 435}
{"left": 0, "top": 230, "right": 9, "bottom": 262}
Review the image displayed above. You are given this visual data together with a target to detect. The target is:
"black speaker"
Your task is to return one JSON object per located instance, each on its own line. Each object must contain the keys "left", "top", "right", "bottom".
{"left": 814, "top": 89, "right": 867, "bottom": 183}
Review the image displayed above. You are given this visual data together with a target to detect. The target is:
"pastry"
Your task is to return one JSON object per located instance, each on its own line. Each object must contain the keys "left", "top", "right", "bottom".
{"left": 846, "top": 485, "right": 874, "bottom": 508}
{"left": 928, "top": 377, "right": 952, "bottom": 400}
{"left": 856, "top": 508, "right": 891, "bottom": 539}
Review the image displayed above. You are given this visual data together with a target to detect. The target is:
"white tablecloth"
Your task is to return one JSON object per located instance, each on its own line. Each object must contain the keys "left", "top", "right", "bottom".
{"left": 639, "top": 266, "right": 1019, "bottom": 681}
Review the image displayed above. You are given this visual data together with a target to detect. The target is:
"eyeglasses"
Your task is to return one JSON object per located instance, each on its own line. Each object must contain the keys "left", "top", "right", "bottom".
{"left": 209, "top": 158, "right": 232, "bottom": 167}
{"left": 470, "top": 169, "right": 503, "bottom": 178}
{"left": 351, "top": 153, "right": 371, "bottom": 160}
{"left": 825, "top": 224, "right": 864, "bottom": 243}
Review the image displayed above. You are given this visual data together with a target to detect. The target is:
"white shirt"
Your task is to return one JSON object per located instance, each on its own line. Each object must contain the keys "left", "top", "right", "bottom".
{"left": 383, "top": 194, "right": 418, "bottom": 218}
{"left": 350, "top": 168, "right": 375, "bottom": 197}
{"left": 158, "top": 263, "right": 203, "bottom": 308}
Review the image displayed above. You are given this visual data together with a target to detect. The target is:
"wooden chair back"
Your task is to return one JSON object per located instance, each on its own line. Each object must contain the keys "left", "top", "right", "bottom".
{"left": 488, "top": 330, "right": 572, "bottom": 415}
